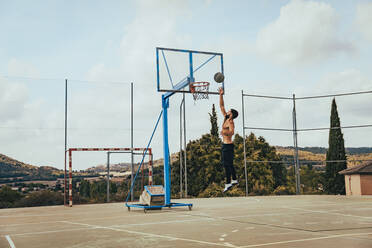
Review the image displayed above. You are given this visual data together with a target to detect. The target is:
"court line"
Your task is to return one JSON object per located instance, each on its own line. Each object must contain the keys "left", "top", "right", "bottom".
{"left": 0, "top": 211, "right": 190, "bottom": 226}
{"left": 62, "top": 221, "right": 239, "bottom": 247}
{"left": 284, "top": 207, "right": 372, "bottom": 219}
{"left": 9, "top": 227, "right": 97, "bottom": 237}
{"left": 0, "top": 220, "right": 67, "bottom": 227}
{"left": 0, "top": 211, "right": 315, "bottom": 228}
{"left": 111, "top": 217, "right": 213, "bottom": 226}
{"left": 240, "top": 232, "right": 372, "bottom": 247}
{"left": 170, "top": 211, "right": 324, "bottom": 234}
{"left": 5, "top": 235, "right": 16, "bottom": 248}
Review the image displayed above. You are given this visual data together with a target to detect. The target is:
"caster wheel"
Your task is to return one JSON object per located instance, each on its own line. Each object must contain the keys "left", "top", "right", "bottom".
{"left": 127, "top": 207, "right": 130, "bottom": 211}
{"left": 144, "top": 209, "right": 147, "bottom": 213}
{"left": 188, "top": 205, "right": 192, "bottom": 211}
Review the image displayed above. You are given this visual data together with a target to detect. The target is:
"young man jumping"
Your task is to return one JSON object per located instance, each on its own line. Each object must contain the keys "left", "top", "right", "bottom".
{"left": 219, "top": 88, "right": 239, "bottom": 193}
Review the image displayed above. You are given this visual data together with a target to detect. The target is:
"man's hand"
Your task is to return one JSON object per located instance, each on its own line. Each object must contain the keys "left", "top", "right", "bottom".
{"left": 219, "top": 87, "right": 224, "bottom": 95}
{"left": 219, "top": 87, "right": 226, "bottom": 116}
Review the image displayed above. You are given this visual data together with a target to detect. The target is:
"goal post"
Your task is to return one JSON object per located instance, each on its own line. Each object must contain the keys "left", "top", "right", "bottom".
{"left": 65, "top": 147, "right": 153, "bottom": 207}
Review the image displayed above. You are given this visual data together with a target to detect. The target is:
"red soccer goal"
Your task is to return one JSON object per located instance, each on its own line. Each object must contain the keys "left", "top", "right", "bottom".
{"left": 64, "top": 147, "right": 153, "bottom": 207}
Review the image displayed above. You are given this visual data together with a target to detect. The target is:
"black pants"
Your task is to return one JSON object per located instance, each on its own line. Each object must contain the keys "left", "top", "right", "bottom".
{"left": 222, "top": 143, "right": 236, "bottom": 184}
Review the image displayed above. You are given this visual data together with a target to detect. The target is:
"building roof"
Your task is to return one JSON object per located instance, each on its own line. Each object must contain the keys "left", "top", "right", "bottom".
{"left": 339, "top": 162, "right": 372, "bottom": 175}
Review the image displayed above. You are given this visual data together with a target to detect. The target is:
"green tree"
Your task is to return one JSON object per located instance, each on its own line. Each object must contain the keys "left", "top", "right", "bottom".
{"left": 170, "top": 105, "right": 289, "bottom": 197}
{"left": 0, "top": 186, "right": 23, "bottom": 208}
{"left": 110, "top": 181, "right": 118, "bottom": 194}
{"left": 14, "top": 190, "right": 63, "bottom": 207}
{"left": 324, "top": 98, "right": 347, "bottom": 194}
{"left": 209, "top": 104, "right": 219, "bottom": 138}
{"left": 79, "top": 180, "right": 90, "bottom": 198}
{"left": 234, "top": 134, "right": 276, "bottom": 195}
{"left": 90, "top": 182, "right": 99, "bottom": 199}
{"left": 300, "top": 165, "right": 322, "bottom": 193}
{"left": 171, "top": 132, "right": 286, "bottom": 197}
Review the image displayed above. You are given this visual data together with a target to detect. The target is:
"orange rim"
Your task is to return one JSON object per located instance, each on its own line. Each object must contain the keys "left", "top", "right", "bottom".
{"left": 189, "top": 82, "right": 209, "bottom": 93}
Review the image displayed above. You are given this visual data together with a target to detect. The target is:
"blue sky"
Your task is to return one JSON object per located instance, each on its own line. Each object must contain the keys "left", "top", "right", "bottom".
{"left": 0, "top": 0, "right": 371, "bottom": 169}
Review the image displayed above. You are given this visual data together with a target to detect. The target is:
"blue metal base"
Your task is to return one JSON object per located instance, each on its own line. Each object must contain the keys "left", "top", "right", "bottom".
{"left": 125, "top": 202, "right": 193, "bottom": 212}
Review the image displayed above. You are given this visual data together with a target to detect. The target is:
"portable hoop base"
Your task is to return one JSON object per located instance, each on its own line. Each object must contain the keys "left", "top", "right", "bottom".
{"left": 125, "top": 202, "right": 193, "bottom": 213}
{"left": 125, "top": 185, "right": 192, "bottom": 213}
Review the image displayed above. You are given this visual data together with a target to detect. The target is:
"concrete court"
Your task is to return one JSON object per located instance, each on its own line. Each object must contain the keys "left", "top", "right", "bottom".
{"left": 1, "top": 195, "right": 372, "bottom": 248}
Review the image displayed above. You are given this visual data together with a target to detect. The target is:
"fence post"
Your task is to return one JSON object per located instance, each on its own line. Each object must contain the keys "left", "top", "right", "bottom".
{"left": 242, "top": 90, "right": 248, "bottom": 196}
{"left": 64, "top": 79, "right": 68, "bottom": 206}
{"left": 107, "top": 152, "right": 110, "bottom": 203}
{"left": 183, "top": 93, "right": 188, "bottom": 198}
{"left": 179, "top": 95, "right": 184, "bottom": 198}
{"left": 130, "top": 82, "right": 134, "bottom": 201}
{"left": 292, "top": 94, "right": 301, "bottom": 195}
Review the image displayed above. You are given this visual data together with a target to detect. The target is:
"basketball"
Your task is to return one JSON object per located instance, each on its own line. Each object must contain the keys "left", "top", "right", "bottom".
{"left": 214, "top": 72, "right": 224, "bottom": 83}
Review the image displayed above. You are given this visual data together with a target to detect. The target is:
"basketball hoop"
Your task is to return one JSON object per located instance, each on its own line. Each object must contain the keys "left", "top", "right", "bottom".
{"left": 189, "top": 82, "right": 210, "bottom": 101}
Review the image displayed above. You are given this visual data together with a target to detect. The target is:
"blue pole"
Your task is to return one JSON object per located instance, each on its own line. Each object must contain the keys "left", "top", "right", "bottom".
{"left": 189, "top": 52, "right": 194, "bottom": 82}
{"left": 125, "top": 110, "right": 163, "bottom": 203}
{"left": 162, "top": 95, "right": 171, "bottom": 205}
{"left": 220, "top": 54, "right": 225, "bottom": 92}
{"left": 156, "top": 48, "right": 160, "bottom": 91}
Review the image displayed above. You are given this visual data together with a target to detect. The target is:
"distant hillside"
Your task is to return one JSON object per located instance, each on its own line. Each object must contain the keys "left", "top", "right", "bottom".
{"left": 86, "top": 153, "right": 179, "bottom": 172}
{"left": 278, "top": 146, "right": 372, "bottom": 155}
{"left": 0, "top": 154, "right": 62, "bottom": 183}
{"left": 276, "top": 147, "right": 372, "bottom": 167}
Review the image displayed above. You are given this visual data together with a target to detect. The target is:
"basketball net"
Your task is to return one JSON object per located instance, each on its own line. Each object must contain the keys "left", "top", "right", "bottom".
{"left": 189, "top": 82, "right": 210, "bottom": 101}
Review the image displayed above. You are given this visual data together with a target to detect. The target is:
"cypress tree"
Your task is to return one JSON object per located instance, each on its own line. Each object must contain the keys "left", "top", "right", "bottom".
{"left": 325, "top": 98, "right": 347, "bottom": 194}
{"left": 209, "top": 104, "right": 219, "bottom": 138}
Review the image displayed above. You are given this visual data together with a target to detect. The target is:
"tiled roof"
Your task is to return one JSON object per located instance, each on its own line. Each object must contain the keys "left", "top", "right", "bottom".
{"left": 339, "top": 162, "right": 372, "bottom": 175}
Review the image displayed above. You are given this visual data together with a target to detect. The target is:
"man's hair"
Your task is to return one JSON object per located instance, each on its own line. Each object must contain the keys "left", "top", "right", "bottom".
{"left": 231, "top": 109, "right": 239, "bottom": 119}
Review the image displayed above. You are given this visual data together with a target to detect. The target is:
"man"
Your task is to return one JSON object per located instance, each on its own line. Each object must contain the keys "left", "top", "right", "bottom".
{"left": 219, "top": 88, "right": 239, "bottom": 193}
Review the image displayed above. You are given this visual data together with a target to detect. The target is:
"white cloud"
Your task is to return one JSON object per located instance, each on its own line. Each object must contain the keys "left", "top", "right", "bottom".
{"left": 71, "top": 0, "right": 195, "bottom": 169}
{"left": 241, "top": 68, "right": 372, "bottom": 148}
{"left": 7, "top": 58, "right": 40, "bottom": 77}
{"left": 355, "top": 2, "right": 372, "bottom": 42}
{"left": 0, "top": 77, "right": 28, "bottom": 123}
{"left": 294, "top": 69, "right": 372, "bottom": 147}
{"left": 256, "top": 0, "right": 354, "bottom": 65}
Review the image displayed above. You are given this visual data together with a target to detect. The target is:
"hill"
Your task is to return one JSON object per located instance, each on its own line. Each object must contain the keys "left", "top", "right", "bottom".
{"left": 279, "top": 146, "right": 372, "bottom": 155}
{"left": 86, "top": 153, "right": 178, "bottom": 172}
{"left": 276, "top": 147, "right": 372, "bottom": 167}
{"left": 0, "top": 154, "right": 62, "bottom": 183}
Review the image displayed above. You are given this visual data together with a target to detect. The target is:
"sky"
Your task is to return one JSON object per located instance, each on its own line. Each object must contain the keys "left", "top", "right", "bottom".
{"left": 0, "top": 0, "right": 371, "bottom": 170}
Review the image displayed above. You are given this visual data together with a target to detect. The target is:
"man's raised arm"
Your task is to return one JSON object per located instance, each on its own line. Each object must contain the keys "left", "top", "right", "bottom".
{"left": 219, "top": 88, "right": 227, "bottom": 116}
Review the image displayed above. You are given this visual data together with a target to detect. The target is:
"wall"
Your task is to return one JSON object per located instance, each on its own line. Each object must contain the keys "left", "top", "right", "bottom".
{"left": 360, "top": 175, "right": 372, "bottom": 195}
{"left": 344, "top": 174, "right": 361, "bottom": 196}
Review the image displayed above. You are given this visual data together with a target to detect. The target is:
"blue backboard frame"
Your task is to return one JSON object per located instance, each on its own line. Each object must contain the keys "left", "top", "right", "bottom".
{"left": 156, "top": 47, "right": 224, "bottom": 99}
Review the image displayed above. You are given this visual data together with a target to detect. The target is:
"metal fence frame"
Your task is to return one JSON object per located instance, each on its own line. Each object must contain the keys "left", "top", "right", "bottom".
{"left": 241, "top": 89, "right": 372, "bottom": 196}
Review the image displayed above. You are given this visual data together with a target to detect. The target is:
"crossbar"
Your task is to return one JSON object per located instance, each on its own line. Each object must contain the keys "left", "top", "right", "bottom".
{"left": 65, "top": 147, "right": 152, "bottom": 207}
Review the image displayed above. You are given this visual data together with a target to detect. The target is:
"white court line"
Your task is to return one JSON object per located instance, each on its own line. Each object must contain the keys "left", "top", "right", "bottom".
{"left": 240, "top": 232, "right": 372, "bottom": 248}
{"left": 5, "top": 235, "right": 16, "bottom": 248}
{"left": 9, "top": 227, "right": 97, "bottom": 237}
{"left": 0, "top": 221, "right": 64, "bottom": 227}
{"left": 110, "top": 217, "right": 213, "bottom": 227}
{"left": 284, "top": 207, "right": 372, "bottom": 220}
{"left": 192, "top": 211, "right": 312, "bottom": 221}
{"left": 62, "top": 221, "right": 239, "bottom": 248}
{"left": 0, "top": 214, "right": 58, "bottom": 218}
{"left": 0, "top": 211, "right": 188, "bottom": 225}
